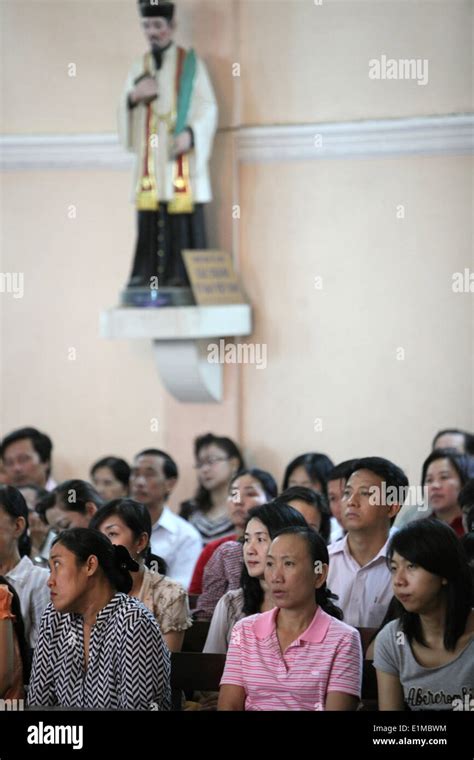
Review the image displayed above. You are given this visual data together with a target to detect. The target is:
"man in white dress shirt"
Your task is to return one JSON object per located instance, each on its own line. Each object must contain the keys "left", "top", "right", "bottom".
{"left": 327, "top": 457, "right": 408, "bottom": 628}
{"left": 130, "top": 448, "right": 202, "bottom": 588}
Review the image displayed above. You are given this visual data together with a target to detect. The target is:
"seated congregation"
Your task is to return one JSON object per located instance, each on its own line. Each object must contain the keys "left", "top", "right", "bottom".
{"left": 0, "top": 425, "right": 473, "bottom": 711}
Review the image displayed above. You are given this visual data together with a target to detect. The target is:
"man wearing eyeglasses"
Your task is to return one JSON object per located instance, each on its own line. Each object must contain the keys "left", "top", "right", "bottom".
{"left": 130, "top": 448, "right": 202, "bottom": 588}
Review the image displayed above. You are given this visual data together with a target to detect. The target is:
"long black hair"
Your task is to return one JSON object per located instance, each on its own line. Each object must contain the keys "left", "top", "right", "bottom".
{"left": 387, "top": 518, "right": 473, "bottom": 650}
{"left": 181, "top": 433, "right": 245, "bottom": 517}
{"left": 271, "top": 526, "right": 343, "bottom": 620}
{"left": 241, "top": 502, "right": 307, "bottom": 616}
{"left": 0, "top": 575, "right": 31, "bottom": 684}
{"left": 51, "top": 527, "right": 138, "bottom": 594}
{"left": 0, "top": 486, "right": 31, "bottom": 557}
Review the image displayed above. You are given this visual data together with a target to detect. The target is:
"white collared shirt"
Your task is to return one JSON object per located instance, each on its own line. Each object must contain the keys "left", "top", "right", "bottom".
{"left": 45, "top": 476, "right": 57, "bottom": 492}
{"left": 5, "top": 555, "right": 50, "bottom": 648}
{"left": 150, "top": 506, "right": 202, "bottom": 589}
{"left": 329, "top": 517, "right": 344, "bottom": 544}
{"left": 327, "top": 534, "right": 393, "bottom": 628}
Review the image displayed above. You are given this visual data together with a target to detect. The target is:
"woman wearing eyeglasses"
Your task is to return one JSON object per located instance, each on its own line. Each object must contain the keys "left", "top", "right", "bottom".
{"left": 180, "top": 433, "right": 245, "bottom": 544}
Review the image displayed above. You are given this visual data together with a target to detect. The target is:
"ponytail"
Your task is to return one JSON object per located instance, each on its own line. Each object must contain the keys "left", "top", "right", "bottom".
{"left": 52, "top": 528, "right": 138, "bottom": 594}
{"left": 315, "top": 584, "right": 343, "bottom": 621}
{"left": 111, "top": 544, "right": 139, "bottom": 593}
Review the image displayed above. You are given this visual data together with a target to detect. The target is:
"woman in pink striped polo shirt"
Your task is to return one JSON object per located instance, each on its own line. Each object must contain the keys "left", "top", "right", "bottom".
{"left": 218, "top": 526, "right": 362, "bottom": 711}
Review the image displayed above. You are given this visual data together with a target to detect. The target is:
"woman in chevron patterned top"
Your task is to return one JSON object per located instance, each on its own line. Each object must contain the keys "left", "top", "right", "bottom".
{"left": 90, "top": 498, "right": 192, "bottom": 652}
{"left": 27, "top": 528, "right": 171, "bottom": 710}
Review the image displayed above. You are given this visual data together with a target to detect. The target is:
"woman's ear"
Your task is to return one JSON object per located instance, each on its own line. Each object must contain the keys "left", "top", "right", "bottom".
{"left": 136, "top": 532, "right": 149, "bottom": 555}
{"left": 85, "top": 501, "right": 98, "bottom": 519}
{"left": 85, "top": 554, "right": 99, "bottom": 577}
{"left": 14, "top": 515, "right": 26, "bottom": 539}
{"left": 313, "top": 561, "right": 329, "bottom": 589}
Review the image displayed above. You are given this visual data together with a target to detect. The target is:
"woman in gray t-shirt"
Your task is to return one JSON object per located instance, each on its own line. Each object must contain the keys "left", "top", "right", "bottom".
{"left": 374, "top": 518, "right": 474, "bottom": 711}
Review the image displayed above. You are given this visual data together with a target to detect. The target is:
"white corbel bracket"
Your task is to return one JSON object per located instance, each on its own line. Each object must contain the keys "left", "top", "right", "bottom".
{"left": 100, "top": 304, "right": 252, "bottom": 402}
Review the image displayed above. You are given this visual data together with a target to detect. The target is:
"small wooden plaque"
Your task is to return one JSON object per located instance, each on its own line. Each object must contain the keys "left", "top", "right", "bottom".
{"left": 183, "top": 250, "right": 246, "bottom": 305}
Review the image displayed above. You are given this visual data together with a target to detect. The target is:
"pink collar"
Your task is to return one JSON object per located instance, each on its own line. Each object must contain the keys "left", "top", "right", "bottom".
{"left": 253, "top": 605, "right": 331, "bottom": 644}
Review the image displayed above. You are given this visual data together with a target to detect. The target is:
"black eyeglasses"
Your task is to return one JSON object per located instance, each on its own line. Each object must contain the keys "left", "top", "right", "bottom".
{"left": 194, "top": 456, "right": 229, "bottom": 470}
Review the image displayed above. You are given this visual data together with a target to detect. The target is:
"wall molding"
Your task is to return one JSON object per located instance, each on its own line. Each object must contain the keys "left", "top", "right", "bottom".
{"left": 1, "top": 114, "right": 472, "bottom": 170}
{"left": 0, "top": 133, "right": 132, "bottom": 171}
{"left": 237, "top": 114, "right": 474, "bottom": 162}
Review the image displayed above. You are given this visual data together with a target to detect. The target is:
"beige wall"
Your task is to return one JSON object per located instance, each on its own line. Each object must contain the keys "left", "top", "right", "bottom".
{"left": 0, "top": 0, "right": 239, "bottom": 134}
{"left": 1, "top": 0, "right": 472, "bottom": 504}
{"left": 238, "top": 155, "right": 473, "bottom": 487}
{"left": 0, "top": 167, "right": 240, "bottom": 508}
{"left": 239, "top": 0, "right": 472, "bottom": 124}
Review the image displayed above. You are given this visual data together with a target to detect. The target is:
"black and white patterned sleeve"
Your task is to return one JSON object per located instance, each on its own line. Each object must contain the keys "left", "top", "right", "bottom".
{"left": 27, "top": 604, "right": 59, "bottom": 707}
{"left": 118, "top": 612, "right": 171, "bottom": 711}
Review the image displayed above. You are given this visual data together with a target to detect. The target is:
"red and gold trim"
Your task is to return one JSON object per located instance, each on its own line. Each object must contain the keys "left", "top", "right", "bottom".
{"left": 135, "top": 47, "right": 194, "bottom": 214}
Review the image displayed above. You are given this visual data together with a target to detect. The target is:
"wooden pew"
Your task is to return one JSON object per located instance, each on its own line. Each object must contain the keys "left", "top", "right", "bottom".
{"left": 357, "top": 628, "right": 378, "bottom": 710}
{"left": 170, "top": 652, "right": 226, "bottom": 710}
{"left": 182, "top": 620, "right": 211, "bottom": 652}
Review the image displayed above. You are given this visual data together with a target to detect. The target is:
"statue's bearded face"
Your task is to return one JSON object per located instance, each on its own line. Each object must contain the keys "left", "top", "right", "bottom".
{"left": 141, "top": 17, "right": 174, "bottom": 50}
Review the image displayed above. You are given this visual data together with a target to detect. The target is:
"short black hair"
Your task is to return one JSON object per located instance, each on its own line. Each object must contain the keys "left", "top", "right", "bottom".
{"left": 432, "top": 428, "right": 474, "bottom": 456}
{"left": 346, "top": 456, "right": 409, "bottom": 492}
{"left": 0, "top": 427, "right": 53, "bottom": 465}
{"left": 327, "top": 459, "right": 359, "bottom": 483}
{"left": 135, "top": 449, "right": 178, "bottom": 480}
{"left": 276, "top": 486, "right": 331, "bottom": 544}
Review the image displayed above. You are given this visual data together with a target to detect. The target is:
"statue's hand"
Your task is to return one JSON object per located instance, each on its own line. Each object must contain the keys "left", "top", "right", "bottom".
{"left": 171, "top": 130, "right": 192, "bottom": 158}
{"left": 130, "top": 75, "right": 158, "bottom": 105}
